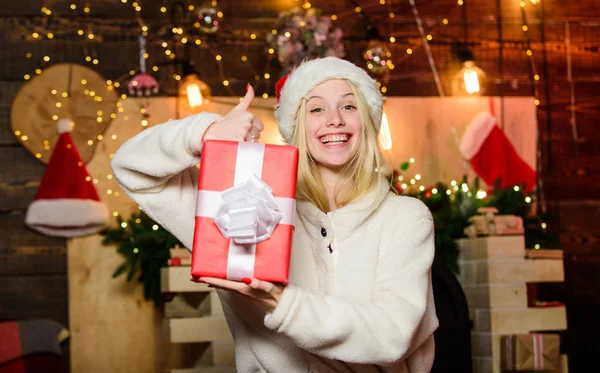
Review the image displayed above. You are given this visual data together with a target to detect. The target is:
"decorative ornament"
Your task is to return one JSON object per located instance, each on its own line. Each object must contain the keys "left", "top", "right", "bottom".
{"left": 268, "top": 6, "right": 345, "bottom": 73}
{"left": 196, "top": 4, "right": 223, "bottom": 34}
{"left": 25, "top": 119, "right": 109, "bottom": 237}
{"left": 128, "top": 35, "right": 159, "bottom": 97}
{"left": 10, "top": 63, "right": 118, "bottom": 164}
{"left": 363, "top": 41, "right": 392, "bottom": 75}
{"left": 460, "top": 112, "right": 536, "bottom": 193}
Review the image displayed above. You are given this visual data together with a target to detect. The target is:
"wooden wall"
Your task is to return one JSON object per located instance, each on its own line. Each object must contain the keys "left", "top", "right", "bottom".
{"left": 1, "top": 1, "right": 599, "bottom": 372}
{"left": 0, "top": 79, "right": 70, "bottom": 363}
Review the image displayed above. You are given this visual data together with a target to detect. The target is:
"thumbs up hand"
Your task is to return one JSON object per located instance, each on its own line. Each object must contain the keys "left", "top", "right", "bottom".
{"left": 203, "top": 84, "right": 264, "bottom": 143}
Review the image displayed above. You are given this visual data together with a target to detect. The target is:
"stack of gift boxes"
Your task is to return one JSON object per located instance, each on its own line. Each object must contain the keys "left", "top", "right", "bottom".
{"left": 456, "top": 235, "right": 568, "bottom": 373}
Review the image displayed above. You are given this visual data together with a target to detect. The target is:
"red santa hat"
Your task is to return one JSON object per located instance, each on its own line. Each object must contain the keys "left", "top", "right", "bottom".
{"left": 25, "top": 119, "right": 109, "bottom": 237}
{"left": 460, "top": 112, "right": 537, "bottom": 193}
{"left": 275, "top": 57, "right": 383, "bottom": 144}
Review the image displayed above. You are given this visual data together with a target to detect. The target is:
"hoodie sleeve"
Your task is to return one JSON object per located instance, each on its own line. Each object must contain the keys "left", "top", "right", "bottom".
{"left": 264, "top": 201, "right": 439, "bottom": 368}
{"left": 110, "top": 112, "right": 221, "bottom": 249}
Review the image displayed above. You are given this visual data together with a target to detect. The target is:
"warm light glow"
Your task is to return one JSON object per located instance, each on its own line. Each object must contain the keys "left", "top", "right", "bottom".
{"left": 463, "top": 68, "right": 481, "bottom": 94}
{"left": 180, "top": 74, "right": 211, "bottom": 109}
{"left": 453, "top": 60, "right": 487, "bottom": 96}
{"left": 378, "top": 113, "right": 392, "bottom": 151}
{"left": 186, "top": 83, "right": 203, "bottom": 107}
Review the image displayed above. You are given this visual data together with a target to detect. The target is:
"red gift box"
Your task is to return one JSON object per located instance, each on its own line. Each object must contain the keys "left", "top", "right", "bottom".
{"left": 191, "top": 140, "right": 298, "bottom": 283}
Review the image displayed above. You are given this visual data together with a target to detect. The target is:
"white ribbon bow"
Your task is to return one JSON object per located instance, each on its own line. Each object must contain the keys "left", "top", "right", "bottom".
{"left": 213, "top": 174, "right": 282, "bottom": 245}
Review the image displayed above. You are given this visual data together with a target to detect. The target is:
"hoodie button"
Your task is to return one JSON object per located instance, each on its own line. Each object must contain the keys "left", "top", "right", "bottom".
{"left": 321, "top": 227, "right": 327, "bottom": 237}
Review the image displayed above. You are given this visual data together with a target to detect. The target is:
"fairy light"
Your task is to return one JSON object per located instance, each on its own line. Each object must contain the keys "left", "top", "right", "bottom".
{"left": 525, "top": 196, "right": 532, "bottom": 203}
{"left": 521, "top": 1, "right": 541, "bottom": 109}
{"left": 514, "top": 186, "right": 520, "bottom": 192}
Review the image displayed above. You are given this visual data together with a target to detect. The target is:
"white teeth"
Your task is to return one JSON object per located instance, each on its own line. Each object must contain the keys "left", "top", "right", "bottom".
{"left": 320, "top": 134, "right": 349, "bottom": 144}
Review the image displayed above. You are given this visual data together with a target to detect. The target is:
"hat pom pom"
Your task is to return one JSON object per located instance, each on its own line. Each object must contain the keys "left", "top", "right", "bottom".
{"left": 57, "top": 119, "right": 74, "bottom": 134}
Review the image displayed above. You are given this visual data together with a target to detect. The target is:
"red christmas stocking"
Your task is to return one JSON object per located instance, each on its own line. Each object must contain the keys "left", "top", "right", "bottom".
{"left": 460, "top": 112, "right": 536, "bottom": 193}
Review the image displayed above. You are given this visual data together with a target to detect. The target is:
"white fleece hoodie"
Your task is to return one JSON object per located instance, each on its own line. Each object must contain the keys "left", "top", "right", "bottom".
{"left": 111, "top": 112, "right": 439, "bottom": 373}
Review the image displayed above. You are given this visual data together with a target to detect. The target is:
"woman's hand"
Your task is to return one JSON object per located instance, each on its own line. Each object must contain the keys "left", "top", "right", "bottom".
{"left": 202, "top": 84, "right": 264, "bottom": 143}
{"left": 197, "top": 276, "right": 284, "bottom": 312}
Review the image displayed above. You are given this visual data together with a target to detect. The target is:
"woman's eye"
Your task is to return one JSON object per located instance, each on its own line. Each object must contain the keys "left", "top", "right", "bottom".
{"left": 310, "top": 108, "right": 324, "bottom": 113}
{"left": 343, "top": 105, "right": 356, "bottom": 110}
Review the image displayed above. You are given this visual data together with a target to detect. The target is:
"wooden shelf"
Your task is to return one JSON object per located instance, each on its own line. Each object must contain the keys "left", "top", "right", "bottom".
{"left": 161, "top": 266, "right": 214, "bottom": 293}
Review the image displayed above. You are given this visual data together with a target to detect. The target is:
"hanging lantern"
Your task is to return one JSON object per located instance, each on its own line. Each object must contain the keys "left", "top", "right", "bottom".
{"left": 179, "top": 74, "right": 211, "bottom": 108}
{"left": 196, "top": 4, "right": 223, "bottom": 34}
{"left": 452, "top": 60, "right": 487, "bottom": 96}
{"left": 363, "top": 41, "right": 392, "bottom": 75}
{"left": 450, "top": 42, "right": 487, "bottom": 96}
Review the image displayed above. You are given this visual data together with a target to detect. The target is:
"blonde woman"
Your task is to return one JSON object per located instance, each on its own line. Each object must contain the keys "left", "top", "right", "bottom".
{"left": 112, "top": 57, "right": 438, "bottom": 373}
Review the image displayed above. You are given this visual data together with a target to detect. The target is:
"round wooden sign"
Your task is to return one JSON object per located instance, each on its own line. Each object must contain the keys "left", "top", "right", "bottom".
{"left": 10, "top": 63, "right": 119, "bottom": 164}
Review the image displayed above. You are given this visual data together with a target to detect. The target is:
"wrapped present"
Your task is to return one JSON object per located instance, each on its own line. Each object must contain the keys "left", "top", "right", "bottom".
{"left": 502, "top": 333, "right": 560, "bottom": 372}
{"left": 191, "top": 140, "right": 298, "bottom": 283}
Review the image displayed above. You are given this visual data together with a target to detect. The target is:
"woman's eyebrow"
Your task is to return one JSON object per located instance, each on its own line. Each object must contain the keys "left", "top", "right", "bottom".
{"left": 306, "top": 92, "right": 354, "bottom": 101}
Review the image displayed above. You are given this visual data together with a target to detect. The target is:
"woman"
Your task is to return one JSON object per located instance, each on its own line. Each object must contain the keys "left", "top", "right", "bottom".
{"left": 112, "top": 57, "right": 438, "bottom": 372}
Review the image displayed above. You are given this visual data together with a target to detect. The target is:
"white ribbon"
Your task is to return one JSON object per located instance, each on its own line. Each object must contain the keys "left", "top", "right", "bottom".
{"left": 213, "top": 174, "right": 282, "bottom": 245}
{"left": 196, "top": 142, "right": 295, "bottom": 280}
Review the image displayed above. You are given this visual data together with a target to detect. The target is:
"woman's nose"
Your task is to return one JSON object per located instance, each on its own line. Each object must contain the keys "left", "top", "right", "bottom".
{"left": 327, "top": 110, "right": 345, "bottom": 127}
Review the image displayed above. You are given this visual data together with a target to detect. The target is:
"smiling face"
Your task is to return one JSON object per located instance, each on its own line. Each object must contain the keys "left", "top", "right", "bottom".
{"left": 304, "top": 79, "right": 362, "bottom": 171}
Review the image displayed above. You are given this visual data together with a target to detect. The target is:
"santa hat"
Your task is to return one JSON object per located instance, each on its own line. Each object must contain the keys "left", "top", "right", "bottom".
{"left": 460, "top": 112, "right": 536, "bottom": 193}
{"left": 275, "top": 57, "right": 383, "bottom": 144}
{"left": 25, "top": 119, "right": 109, "bottom": 237}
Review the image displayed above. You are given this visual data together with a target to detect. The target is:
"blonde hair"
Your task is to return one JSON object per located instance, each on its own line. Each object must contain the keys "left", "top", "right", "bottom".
{"left": 292, "top": 80, "right": 385, "bottom": 212}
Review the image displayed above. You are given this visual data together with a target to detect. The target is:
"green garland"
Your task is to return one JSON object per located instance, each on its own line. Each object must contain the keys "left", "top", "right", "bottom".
{"left": 99, "top": 210, "right": 183, "bottom": 307}
{"left": 388, "top": 163, "right": 559, "bottom": 273}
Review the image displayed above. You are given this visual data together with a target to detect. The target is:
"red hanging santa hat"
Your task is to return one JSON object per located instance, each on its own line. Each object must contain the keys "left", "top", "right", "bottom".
{"left": 460, "top": 112, "right": 537, "bottom": 193}
{"left": 25, "top": 119, "right": 109, "bottom": 237}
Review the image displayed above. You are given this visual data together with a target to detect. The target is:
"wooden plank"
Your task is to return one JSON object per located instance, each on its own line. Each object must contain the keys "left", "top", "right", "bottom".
{"left": 0, "top": 275, "right": 68, "bottom": 326}
{"left": 558, "top": 200, "right": 600, "bottom": 253}
{"left": 0, "top": 213, "right": 66, "bottom": 275}
{"left": 0, "top": 180, "right": 39, "bottom": 211}
{"left": 161, "top": 266, "right": 216, "bottom": 293}
{"left": 68, "top": 234, "right": 161, "bottom": 373}
{"left": 564, "top": 255, "right": 600, "bottom": 300}
{"left": 0, "top": 146, "right": 45, "bottom": 184}
{"left": 166, "top": 316, "right": 232, "bottom": 344}
{"left": 169, "top": 366, "right": 235, "bottom": 373}
{"left": 0, "top": 81, "right": 23, "bottom": 145}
